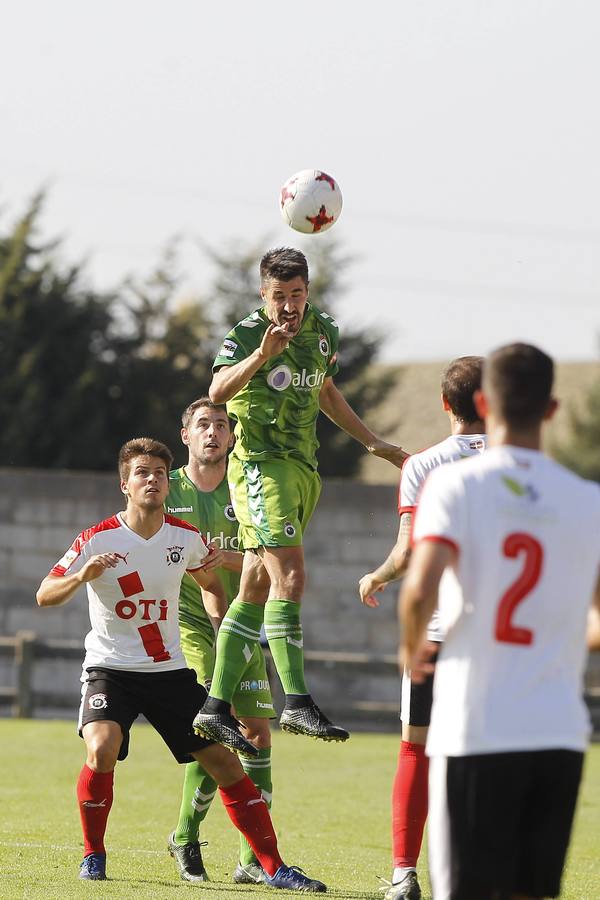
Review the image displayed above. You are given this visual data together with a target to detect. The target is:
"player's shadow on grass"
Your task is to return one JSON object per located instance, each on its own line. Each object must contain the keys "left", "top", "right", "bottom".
{"left": 114, "top": 877, "right": 382, "bottom": 898}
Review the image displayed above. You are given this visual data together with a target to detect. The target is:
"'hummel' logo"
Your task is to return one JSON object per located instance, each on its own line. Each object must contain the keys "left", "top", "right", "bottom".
{"left": 286, "top": 636, "right": 303, "bottom": 649}
{"left": 83, "top": 799, "right": 107, "bottom": 808}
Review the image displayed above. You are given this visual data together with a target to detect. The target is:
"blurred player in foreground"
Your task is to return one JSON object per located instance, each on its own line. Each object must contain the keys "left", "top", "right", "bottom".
{"left": 360, "top": 356, "right": 485, "bottom": 900}
{"left": 401, "top": 343, "right": 600, "bottom": 900}
{"left": 167, "top": 398, "right": 274, "bottom": 885}
{"left": 36, "top": 437, "right": 326, "bottom": 892}
{"left": 194, "top": 246, "right": 409, "bottom": 756}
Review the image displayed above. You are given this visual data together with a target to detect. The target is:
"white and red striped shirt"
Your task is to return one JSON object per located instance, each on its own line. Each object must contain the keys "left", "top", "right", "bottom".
{"left": 50, "top": 513, "right": 208, "bottom": 673}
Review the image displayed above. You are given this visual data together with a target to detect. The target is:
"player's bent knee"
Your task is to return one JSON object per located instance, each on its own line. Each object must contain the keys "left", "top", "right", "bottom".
{"left": 240, "top": 718, "right": 271, "bottom": 749}
{"left": 82, "top": 721, "right": 122, "bottom": 771}
{"left": 193, "top": 743, "right": 245, "bottom": 787}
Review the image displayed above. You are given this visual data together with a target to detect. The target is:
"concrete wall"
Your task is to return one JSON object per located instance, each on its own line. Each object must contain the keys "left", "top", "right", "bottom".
{"left": 2, "top": 468, "right": 598, "bottom": 730}
{"left": 0, "top": 468, "right": 401, "bottom": 723}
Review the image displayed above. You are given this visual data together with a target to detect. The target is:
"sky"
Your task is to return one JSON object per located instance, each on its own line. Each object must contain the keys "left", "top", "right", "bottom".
{"left": 2, "top": 0, "right": 599, "bottom": 362}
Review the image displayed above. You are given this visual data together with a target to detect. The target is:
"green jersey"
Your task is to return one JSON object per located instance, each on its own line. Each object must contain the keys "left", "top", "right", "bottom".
{"left": 166, "top": 467, "right": 241, "bottom": 632}
{"left": 213, "top": 303, "right": 339, "bottom": 470}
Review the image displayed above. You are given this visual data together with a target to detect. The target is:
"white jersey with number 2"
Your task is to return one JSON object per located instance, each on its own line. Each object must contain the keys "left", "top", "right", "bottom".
{"left": 50, "top": 513, "right": 209, "bottom": 674}
{"left": 413, "top": 445, "right": 600, "bottom": 756}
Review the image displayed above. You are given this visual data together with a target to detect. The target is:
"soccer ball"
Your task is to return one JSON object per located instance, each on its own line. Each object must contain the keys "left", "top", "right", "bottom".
{"left": 279, "top": 169, "right": 343, "bottom": 234}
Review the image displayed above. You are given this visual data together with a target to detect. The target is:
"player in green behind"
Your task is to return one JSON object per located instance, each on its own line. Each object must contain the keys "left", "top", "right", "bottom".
{"left": 167, "top": 397, "right": 273, "bottom": 885}
{"left": 194, "top": 247, "right": 409, "bottom": 756}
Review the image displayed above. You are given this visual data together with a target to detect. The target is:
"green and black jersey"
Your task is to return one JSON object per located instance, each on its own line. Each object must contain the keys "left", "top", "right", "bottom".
{"left": 166, "top": 467, "right": 241, "bottom": 634}
{"left": 213, "top": 303, "right": 339, "bottom": 470}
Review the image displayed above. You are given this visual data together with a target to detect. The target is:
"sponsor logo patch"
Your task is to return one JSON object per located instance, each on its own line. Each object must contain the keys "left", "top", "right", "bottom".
{"left": 318, "top": 334, "right": 329, "bottom": 356}
{"left": 57, "top": 548, "right": 78, "bottom": 569}
{"left": 267, "top": 364, "right": 293, "bottom": 391}
{"left": 501, "top": 476, "right": 539, "bottom": 502}
{"left": 239, "top": 679, "right": 271, "bottom": 691}
{"left": 219, "top": 338, "right": 238, "bottom": 358}
{"left": 88, "top": 693, "right": 108, "bottom": 710}
{"left": 284, "top": 522, "right": 296, "bottom": 538}
{"left": 224, "top": 503, "right": 237, "bottom": 522}
{"left": 166, "top": 545, "right": 184, "bottom": 565}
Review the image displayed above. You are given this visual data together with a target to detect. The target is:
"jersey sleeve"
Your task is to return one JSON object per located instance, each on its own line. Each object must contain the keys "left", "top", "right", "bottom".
{"left": 50, "top": 532, "right": 92, "bottom": 577}
{"left": 412, "top": 466, "right": 466, "bottom": 555}
{"left": 213, "top": 323, "right": 258, "bottom": 371}
{"left": 399, "top": 456, "right": 423, "bottom": 515}
{"left": 186, "top": 533, "right": 210, "bottom": 572}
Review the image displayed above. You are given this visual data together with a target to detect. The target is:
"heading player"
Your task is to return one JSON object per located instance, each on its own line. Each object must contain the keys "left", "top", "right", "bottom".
{"left": 36, "top": 437, "right": 325, "bottom": 892}
{"left": 401, "top": 343, "right": 600, "bottom": 900}
{"left": 194, "top": 247, "right": 409, "bottom": 755}
{"left": 360, "top": 356, "right": 485, "bottom": 900}
{"left": 167, "top": 398, "right": 274, "bottom": 885}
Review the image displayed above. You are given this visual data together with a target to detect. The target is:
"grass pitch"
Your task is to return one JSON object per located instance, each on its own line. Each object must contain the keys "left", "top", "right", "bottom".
{"left": 0, "top": 720, "right": 598, "bottom": 899}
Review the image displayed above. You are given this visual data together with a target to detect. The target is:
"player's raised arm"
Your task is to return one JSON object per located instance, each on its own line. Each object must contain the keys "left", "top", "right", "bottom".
{"left": 359, "top": 513, "right": 412, "bottom": 607}
{"left": 36, "top": 554, "right": 121, "bottom": 607}
{"left": 318, "top": 377, "right": 409, "bottom": 468}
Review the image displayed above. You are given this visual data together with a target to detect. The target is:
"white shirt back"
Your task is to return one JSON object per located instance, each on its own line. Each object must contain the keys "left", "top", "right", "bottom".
{"left": 413, "top": 446, "right": 600, "bottom": 756}
{"left": 50, "top": 513, "right": 209, "bottom": 673}
{"left": 400, "top": 434, "right": 487, "bottom": 640}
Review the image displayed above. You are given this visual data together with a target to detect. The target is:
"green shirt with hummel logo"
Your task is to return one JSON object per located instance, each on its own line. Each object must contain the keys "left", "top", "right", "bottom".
{"left": 166, "top": 468, "right": 241, "bottom": 636}
{"left": 213, "top": 303, "right": 339, "bottom": 470}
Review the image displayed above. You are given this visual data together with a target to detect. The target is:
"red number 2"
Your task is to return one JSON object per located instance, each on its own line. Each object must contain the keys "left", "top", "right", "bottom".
{"left": 495, "top": 532, "right": 543, "bottom": 646}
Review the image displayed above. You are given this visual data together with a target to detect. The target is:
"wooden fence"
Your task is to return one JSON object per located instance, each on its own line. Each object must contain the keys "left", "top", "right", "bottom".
{"left": 0, "top": 631, "right": 402, "bottom": 727}
{"left": 1, "top": 631, "right": 599, "bottom": 734}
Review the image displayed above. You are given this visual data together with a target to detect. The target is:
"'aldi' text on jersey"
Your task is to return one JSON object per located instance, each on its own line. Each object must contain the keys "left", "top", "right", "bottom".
{"left": 167, "top": 468, "right": 241, "bottom": 633}
{"left": 414, "top": 445, "right": 600, "bottom": 757}
{"left": 213, "top": 303, "right": 339, "bottom": 470}
{"left": 49, "top": 513, "right": 209, "bottom": 673}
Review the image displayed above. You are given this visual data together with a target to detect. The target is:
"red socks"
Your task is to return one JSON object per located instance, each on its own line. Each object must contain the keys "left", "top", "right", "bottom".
{"left": 77, "top": 764, "right": 114, "bottom": 856}
{"left": 392, "top": 741, "right": 429, "bottom": 868}
{"left": 219, "top": 775, "right": 283, "bottom": 876}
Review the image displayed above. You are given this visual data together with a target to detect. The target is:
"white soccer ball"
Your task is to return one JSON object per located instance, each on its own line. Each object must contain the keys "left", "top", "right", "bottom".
{"left": 279, "top": 169, "right": 343, "bottom": 234}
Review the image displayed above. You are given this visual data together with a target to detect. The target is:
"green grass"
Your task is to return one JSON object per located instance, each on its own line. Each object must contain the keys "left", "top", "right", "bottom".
{"left": 0, "top": 720, "right": 598, "bottom": 899}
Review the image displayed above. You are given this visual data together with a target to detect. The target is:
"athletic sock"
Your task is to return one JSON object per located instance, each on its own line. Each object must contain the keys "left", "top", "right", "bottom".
{"left": 209, "top": 601, "right": 264, "bottom": 704}
{"left": 77, "top": 764, "right": 114, "bottom": 856}
{"left": 263, "top": 598, "right": 308, "bottom": 696}
{"left": 238, "top": 747, "right": 273, "bottom": 867}
{"left": 174, "top": 761, "right": 217, "bottom": 846}
{"left": 219, "top": 775, "right": 282, "bottom": 877}
{"left": 391, "top": 741, "right": 429, "bottom": 868}
{"left": 392, "top": 866, "right": 417, "bottom": 884}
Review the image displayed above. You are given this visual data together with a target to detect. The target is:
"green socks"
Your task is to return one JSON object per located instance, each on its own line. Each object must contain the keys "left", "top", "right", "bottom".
{"left": 238, "top": 747, "right": 273, "bottom": 867}
{"left": 264, "top": 598, "right": 308, "bottom": 696}
{"left": 174, "top": 761, "right": 217, "bottom": 845}
{"left": 174, "top": 749, "right": 274, "bottom": 871}
{"left": 209, "top": 600, "right": 264, "bottom": 703}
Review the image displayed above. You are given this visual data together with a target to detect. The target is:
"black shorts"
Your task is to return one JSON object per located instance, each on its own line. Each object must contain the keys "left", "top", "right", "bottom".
{"left": 400, "top": 642, "right": 441, "bottom": 726}
{"left": 428, "top": 749, "right": 584, "bottom": 900}
{"left": 78, "top": 667, "right": 213, "bottom": 763}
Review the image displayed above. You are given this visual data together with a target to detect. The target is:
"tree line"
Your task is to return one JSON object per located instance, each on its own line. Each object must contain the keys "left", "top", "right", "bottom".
{"left": 0, "top": 194, "right": 394, "bottom": 476}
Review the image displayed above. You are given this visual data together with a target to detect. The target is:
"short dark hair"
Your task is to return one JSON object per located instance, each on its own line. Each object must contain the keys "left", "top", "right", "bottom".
{"left": 181, "top": 396, "right": 228, "bottom": 429}
{"left": 118, "top": 438, "right": 173, "bottom": 482}
{"left": 485, "top": 343, "right": 554, "bottom": 427}
{"left": 441, "top": 356, "right": 484, "bottom": 423}
{"left": 260, "top": 247, "right": 309, "bottom": 286}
